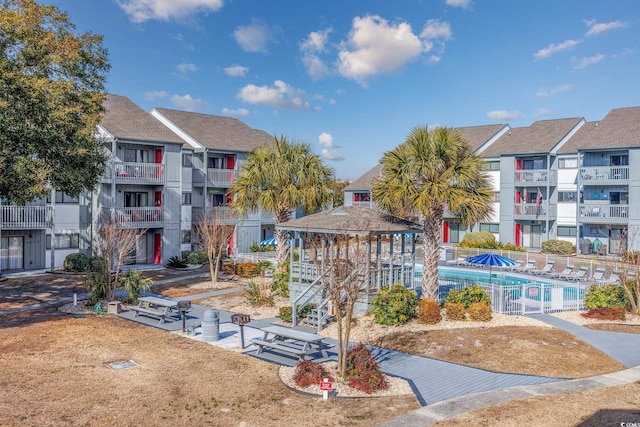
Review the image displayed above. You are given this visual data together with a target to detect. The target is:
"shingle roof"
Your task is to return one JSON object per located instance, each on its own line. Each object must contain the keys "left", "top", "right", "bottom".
{"left": 579, "top": 106, "right": 640, "bottom": 150}
{"left": 153, "top": 108, "right": 273, "bottom": 152}
{"left": 481, "top": 118, "right": 583, "bottom": 158}
{"left": 100, "top": 94, "right": 185, "bottom": 144}
{"left": 458, "top": 124, "right": 509, "bottom": 152}
{"left": 277, "top": 206, "right": 422, "bottom": 235}
{"left": 344, "top": 165, "right": 380, "bottom": 191}
{"left": 556, "top": 121, "right": 600, "bottom": 154}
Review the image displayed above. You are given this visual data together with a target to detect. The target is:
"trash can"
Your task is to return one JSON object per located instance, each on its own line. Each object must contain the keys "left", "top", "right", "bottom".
{"left": 580, "top": 239, "right": 592, "bottom": 255}
{"left": 201, "top": 309, "right": 219, "bottom": 342}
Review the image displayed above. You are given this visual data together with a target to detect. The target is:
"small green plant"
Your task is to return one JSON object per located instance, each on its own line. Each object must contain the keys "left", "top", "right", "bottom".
{"left": 166, "top": 255, "right": 187, "bottom": 269}
{"left": 63, "top": 253, "right": 88, "bottom": 272}
{"left": 86, "top": 271, "right": 109, "bottom": 305}
{"left": 119, "top": 270, "right": 153, "bottom": 304}
{"left": 249, "top": 242, "right": 276, "bottom": 252}
{"left": 444, "top": 284, "right": 491, "bottom": 309}
{"left": 445, "top": 302, "right": 466, "bottom": 321}
{"left": 278, "top": 304, "right": 317, "bottom": 323}
{"left": 541, "top": 240, "right": 575, "bottom": 255}
{"left": 417, "top": 298, "right": 441, "bottom": 324}
{"left": 271, "top": 262, "right": 290, "bottom": 297}
{"left": 499, "top": 243, "right": 526, "bottom": 252}
{"left": 467, "top": 302, "right": 492, "bottom": 322}
{"left": 245, "top": 280, "right": 274, "bottom": 307}
{"left": 293, "top": 360, "right": 333, "bottom": 388}
{"left": 87, "top": 255, "right": 105, "bottom": 272}
{"left": 581, "top": 307, "right": 626, "bottom": 321}
{"left": 457, "top": 231, "right": 499, "bottom": 249}
{"left": 584, "top": 284, "right": 629, "bottom": 309}
{"left": 345, "top": 344, "right": 387, "bottom": 394}
{"left": 185, "top": 250, "right": 208, "bottom": 264}
{"left": 370, "top": 284, "right": 418, "bottom": 326}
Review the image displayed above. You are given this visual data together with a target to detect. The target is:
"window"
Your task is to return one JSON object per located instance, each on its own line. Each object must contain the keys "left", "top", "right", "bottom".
{"left": 46, "top": 233, "right": 80, "bottom": 249}
{"left": 182, "top": 154, "right": 193, "bottom": 168}
{"left": 46, "top": 191, "right": 79, "bottom": 204}
{"left": 353, "top": 192, "right": 370, "bottom": 202}
{"left": 610, "top": 154, "right": 629, "bottom": 166}
{"left": 208, "top": 157, "right": 223, "bottom": 169}
{"left": 558, "top": 157, "right": 578, "bottom": 169}
{"left": 558, "top": 191, "right": 576, "bottom": 203}
{"left": 557, "top": 226, "right": 577, "bottom": 237}
{"left": 123, "top": 148, "right": 148, "bottom": 163}
{"left": 479, "top": 223, "right": 499, "bottom": 233}
{"left": 181, "top": 230, "right": 191, "bottom": 243}
{"left": 483, "top": 161, "right": 500, "bottom": 171}
{"left": 182, "top": 192, "right": 192, "bottom": 205}
{"left": 124, "top": 192, "right": 148, "bottom": 208}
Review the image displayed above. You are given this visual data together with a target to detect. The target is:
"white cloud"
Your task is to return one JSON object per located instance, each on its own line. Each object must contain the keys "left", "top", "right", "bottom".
{"left": 221, "top": 107, "right": 249, "bottom": 117}
{"left": 176, "top": 63, "right": 199, "bottom": 73}
{"left": 534, "top": 39, "right": 581, "bottom": 60}
{"left": 233, "top": 21, "right": 273, "bottom": 53}
{"left": 116, "top": 0, "right": 223, "bottom": 23}
{"left": 171, "top": 94, "right": 203, "bottom": 111}
{"left": 321, "top": 149, "right": 344, "bottom": 161}
{"left": 143, "top": 90, "right": 168, "bottom": 100}
{"left": 487, "top": 110, "right": 523, "bottom": 121}
{"left": 301, "top": 28, "right": 332, "bottom": 53}
{"left": 318, "top": 132, "right": 334, "bottom": 148}
{"left": 420, "top": 19, "right": 452, "bottom": 40}
{"left": 300, "top": 28, "right": 333, "bottom": 80}
{"left": 336, "top": 15, "right": 427, "bottom": 84}
{"left": 445, "top": 0, "right": 471, "bottom": 8}
{"left": 174, "top": 33, "right": 194, "bottom": 51}
{"left": 237, "top": 80, "right": 313, "bottom": 110}
{"left": 223, "top": 64, "right": 249, "bottom": 77}
{"left": 574, "top": 54, "right": 605, "bottom": 69}
{"left": 535, "top": 84, "right": 572, "bottom": 97}
{"left": 533, "top": 108, "right": 552, "bottom": 117}
{"left": 584, "top": 19, "right": 628, "bottom": 37}
{"left": 302, "top": 55, "right": 331, "bottom": 81}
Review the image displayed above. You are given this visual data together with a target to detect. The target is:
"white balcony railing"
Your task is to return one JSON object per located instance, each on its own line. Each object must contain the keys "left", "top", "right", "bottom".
{"left": 514, "top": 170, "right": 556, "bottom": 185}
{"left": 0, "top": 206, "right": 53, "bottom": 229}
{"left": 514, "top": 202, "right": 548, "bottom": 218}
{"left": 112, "top": 162, "right": 165, "bottom": 184}
{"left": 207, "top": 169, "right": 235, "bottom": 187}
{"left": 580, "top": 166, "right": 629, "bottom": 182}
{"left": 352, "top": 201, "right": 373, "bottom": 208}
{"left": 579, "top": 203, "right": 628, "bottom": 224}
{"left": 104, "top": 207, "right": 164, "bottom": 228}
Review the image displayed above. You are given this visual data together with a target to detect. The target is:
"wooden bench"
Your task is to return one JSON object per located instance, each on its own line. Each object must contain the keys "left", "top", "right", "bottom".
{"left": 250, "top": 338, "right": 307, "bottom": 359}
{"left": 130, "top": 305, "right": 169, "bottom": 325}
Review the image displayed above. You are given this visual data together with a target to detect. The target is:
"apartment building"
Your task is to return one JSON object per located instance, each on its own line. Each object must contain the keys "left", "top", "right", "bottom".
{"left": 344, "top": 106, "right": 640, "bottom": 254}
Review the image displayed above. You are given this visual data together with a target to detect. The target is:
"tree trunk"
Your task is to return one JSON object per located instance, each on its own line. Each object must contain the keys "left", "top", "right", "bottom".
{"left": 274, "top": 206, "right": 292, "bottom": 268}
{"left": 421, "top": 212, "right": 443, "bottom": 301}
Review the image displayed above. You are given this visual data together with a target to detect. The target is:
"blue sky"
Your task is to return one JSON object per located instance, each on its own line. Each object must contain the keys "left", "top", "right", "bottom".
{"left": 45, "top": 0, "right": 640, "bottom": 179}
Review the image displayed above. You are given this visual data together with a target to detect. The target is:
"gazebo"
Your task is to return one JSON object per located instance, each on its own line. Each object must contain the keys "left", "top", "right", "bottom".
{"left": 277, "top": 206, "right": 422, "bottom": 329}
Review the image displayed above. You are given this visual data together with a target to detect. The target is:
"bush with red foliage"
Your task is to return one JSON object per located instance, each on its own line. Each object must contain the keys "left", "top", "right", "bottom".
{"left": 345, "top": 344, "right": 388, "bottom": 394}
{"left": 581, "top": 307, "right": 627, "bottom": 321}
{"left": 293, "top": 360, "right": 332, "bottom": 388}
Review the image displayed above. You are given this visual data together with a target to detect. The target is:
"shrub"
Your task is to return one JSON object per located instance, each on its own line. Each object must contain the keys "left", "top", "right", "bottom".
{"left": 236, "top": 262, "right": 261, "bottom": 278}
{"left": 185, "top": 250, "right": 208, "bottom": 264}
{"left": 63, "top": 253, "right": 88, "bottom": 272}
{"left": 581, "top": 307, "right": 626, "bottom": 321}
{"left": 417, "top": 299, "right": 441, "bottom": 324}
{"left": 293, "top": 360, "right": 332, "bottom": 388}
{"left": 468, "top": 302, "right": 492, "bottom": 322}
{"left": 166, "top": 255, "right": 187, "bottom": 269}
{"left": 445, "top": 284, "right": 491, "bottom": 309}
{"left": 458, "top": 231, "right": 499, "bottom": 249}
{"left": 221, "top": 262, "right": 235, "bottom": 275}
{"left": 345, "top": 344, "right": 387, "bottom": 394}
{"left": 499, "top": 242, "right": 526, "bottom": 252}
{"left": 370, "top": 284, "right": 418, "bottom": 326}
{"left": 86, "top": 271, "right": 109, "bottom": 305}
{"left": 271, "top": 262, "right": 290, "bottom": 297}
{"left": 87, "top": 255, "right": 105, "bottom": 272}
{"left": 541, "top": 240, "right": 575, "bottom": 255}
{"left": 250, "top": 242, "right": 276, "bottom": 252}
{"left": 584, "top": 284, "right": 629, "bottom": 309}
{"left": 445, "top": 302, "right": 466, "bottom": 321}
{"left": 119, "top": 270, "right": 152, "bottom": 304}
{"left": 245, "top": 280, "right": 273, "bottom": 307}
{"left": 621, "top": 251, "right": 640, "bottom": 263}
{"left": 278, "top": 304, "right": 316, "bottom": 323}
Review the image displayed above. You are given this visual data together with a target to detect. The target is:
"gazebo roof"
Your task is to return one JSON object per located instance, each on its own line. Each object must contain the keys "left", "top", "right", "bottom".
{"left": 277, "top": 206, "right": 422, "bottom": 235}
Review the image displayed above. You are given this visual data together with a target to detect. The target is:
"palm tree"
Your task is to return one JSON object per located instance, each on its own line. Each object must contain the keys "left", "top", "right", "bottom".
{"left": 232, "top": 136, "right": 334, "bottom": 267}
{"left": 372, "top": 126, "right": 494, "bottom": 300}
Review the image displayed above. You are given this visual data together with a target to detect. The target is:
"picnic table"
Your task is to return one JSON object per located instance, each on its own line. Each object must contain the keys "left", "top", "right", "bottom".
{"left": 130, "top": 296, "right": 179, "bottom": 324}
{"left": 251, "top": 325, "right": 329, "bottom": 360}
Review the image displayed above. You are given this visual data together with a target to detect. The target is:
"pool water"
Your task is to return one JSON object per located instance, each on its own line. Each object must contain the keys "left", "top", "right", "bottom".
{"left": 415, "top": 265, "right": 547, "bottom": 287}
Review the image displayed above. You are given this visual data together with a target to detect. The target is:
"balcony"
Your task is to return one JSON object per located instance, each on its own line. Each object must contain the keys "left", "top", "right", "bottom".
{"left": 104, "top": 207, "right": 164, "bottom": 228}
{"left": 110, "top": 162, "right": 165, "bottom": 185}
{"left": 514, "top": 202, "right": 548, "bottom": 220}
{"left": 207, "top": 169, "right": 235, "bottom": 187}
{"left": 352, "top": 201, "right": 373, "bottom": 208}
{"left": 514, "top": 170, "right": 556, "bottom": 186}
{"left": 579, "top": 203, "right": 628, "bottom": 224}
{"left": 580, "top": 166, "right": 629, "bottom": 183}
{"left": 1, "top": 206, "right": 53, "bottom": 229}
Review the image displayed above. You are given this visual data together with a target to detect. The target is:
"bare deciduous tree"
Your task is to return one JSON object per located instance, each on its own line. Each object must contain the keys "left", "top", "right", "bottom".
{"left": 304, "top": 233, "right": 371, "bottom": 377}
{"left": 94, "top": 214, "right": 146, "bottom": 301}
{"left": 194, "top": 210, "right": 235, "bottom": 286}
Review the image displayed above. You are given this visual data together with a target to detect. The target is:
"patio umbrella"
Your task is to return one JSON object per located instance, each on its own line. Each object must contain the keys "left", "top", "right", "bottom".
{"left": 465, "top": 253, "right": 516, "bottom": 283}
{"left": 259, "top": 237, "right": 277, "bottom": 246}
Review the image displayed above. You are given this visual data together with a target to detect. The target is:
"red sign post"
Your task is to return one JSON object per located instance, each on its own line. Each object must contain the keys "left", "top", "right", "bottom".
{"left": 320, "top": 378, "right": 333, "bottom": 400}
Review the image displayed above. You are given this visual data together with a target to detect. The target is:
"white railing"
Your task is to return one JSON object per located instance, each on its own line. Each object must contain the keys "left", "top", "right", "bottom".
{"left": 0, "top": 206, "right": 52, "bottom": 229}
{"left": 580, "top": 166, "right": 629, "bottom": 182}
{"left": 352, "top": 201, "right": 373, "bottom": 208}
{"left": 514, "top": 202, "right": 548, "bottom": 217}
{"left": 514, "top": 170, "right": 555, "bottom": 184}
{"left": 113, "top": 162, "right": 165, "bottom": 184}
{"left": 104, "top": 207, "right": 164, "bottom": 228}
{"left": 207, "top": 169, "right": 235, "bottom": 187}
{"left": 579, "top": 203, "right": 628, "bottom": 224}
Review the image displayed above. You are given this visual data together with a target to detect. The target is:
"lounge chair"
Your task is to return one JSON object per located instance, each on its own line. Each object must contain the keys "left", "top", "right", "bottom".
{"left": 531, "top": 261, "right": 555, "bottom": 276}
{"left": 452, "top": 256, "right": 470, "bottom": 266}
{"left": 551, "top": 265, "right": 575, "bottom": 279}
{"left": 515, "top": 260, "right": 536, "bottom": 273}
{"left": 590, "top": 267, "right": 615, "bottom": 283}
{"left": 566, "top": 266, "right": 589, "bottom": 282}
{"left": 507, "top": 260, "right": 524, "bottom": 271}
